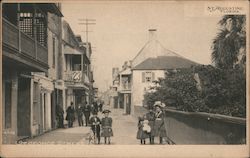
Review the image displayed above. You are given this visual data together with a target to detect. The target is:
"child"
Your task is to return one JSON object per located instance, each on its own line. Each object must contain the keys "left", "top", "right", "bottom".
{"left": 136, "top": 116, "right": 149, "bottom": 144}
{"left": 89, "top": 112, "right": 101, "bottom": 144}
{"left": 101, "top": 109, "right": 113, "bottom": 144}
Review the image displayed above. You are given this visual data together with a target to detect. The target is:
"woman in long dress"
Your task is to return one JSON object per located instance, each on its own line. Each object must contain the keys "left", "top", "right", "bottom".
{"left": 152, "top": 104, "right": 167, "bottom": 144}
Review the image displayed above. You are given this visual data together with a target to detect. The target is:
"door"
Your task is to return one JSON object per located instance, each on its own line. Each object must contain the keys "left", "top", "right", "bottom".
{"left": 17, "top": 77, "right": 31, "bottom": 136}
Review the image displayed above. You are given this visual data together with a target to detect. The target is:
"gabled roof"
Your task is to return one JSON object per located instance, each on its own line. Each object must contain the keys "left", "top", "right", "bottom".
{"left": 132, "top": 56, "right": 198, "bottom": 70}
{"left": 132, "top": 39, "right": 181, "bottom": 67}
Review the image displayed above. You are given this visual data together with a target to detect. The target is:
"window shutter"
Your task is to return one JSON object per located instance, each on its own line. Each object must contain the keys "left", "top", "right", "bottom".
{"left": 152, "top": 72, "right": 155, "bottom": 81}
{"left": 142, "top": 72, "right": 145, "bottom": 83}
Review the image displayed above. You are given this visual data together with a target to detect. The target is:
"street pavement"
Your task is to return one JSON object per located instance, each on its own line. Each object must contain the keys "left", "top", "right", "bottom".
{"left": 23, "top": 106, "right": 141, "bottom": 145}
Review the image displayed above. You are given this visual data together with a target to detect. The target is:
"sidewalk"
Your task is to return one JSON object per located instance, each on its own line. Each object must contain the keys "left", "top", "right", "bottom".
{"left": 22, "top": 107, "right": 143, "bottom": 145}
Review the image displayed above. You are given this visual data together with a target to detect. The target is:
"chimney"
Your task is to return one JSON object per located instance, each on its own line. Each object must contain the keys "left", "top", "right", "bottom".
{"left": 148, "top": 29, "right": 157, "bottom": 41}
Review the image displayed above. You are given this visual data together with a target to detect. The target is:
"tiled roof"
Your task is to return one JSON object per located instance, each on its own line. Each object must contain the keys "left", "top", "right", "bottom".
{"left": 132, "top": 56, "right": 199, "bottom": 70}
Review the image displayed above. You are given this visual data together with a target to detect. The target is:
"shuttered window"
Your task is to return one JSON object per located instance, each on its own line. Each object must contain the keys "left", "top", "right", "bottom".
{"left": 142, "top": 71, "right": 155, "bottom": 83}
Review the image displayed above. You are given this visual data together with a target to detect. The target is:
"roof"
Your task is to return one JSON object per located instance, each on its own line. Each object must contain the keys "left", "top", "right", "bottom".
{"left": 132, "top": 39, "right": 181, "bottom": 67}
{"left": 119, "top": 68, "right": 132, "bottom": 75}
{"left": 132, "top": 56, "right": 198, "bottom": 70}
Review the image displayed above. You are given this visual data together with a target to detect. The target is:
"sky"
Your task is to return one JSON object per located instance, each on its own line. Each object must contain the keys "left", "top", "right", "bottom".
{"left": 62, "top": 1, "right": 222, "bottom": 92}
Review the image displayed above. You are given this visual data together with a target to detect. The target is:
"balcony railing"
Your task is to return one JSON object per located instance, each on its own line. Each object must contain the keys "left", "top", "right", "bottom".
{"left": 119, "top": 82, "right": 131, "bottom": 91}
{"left": 64, "top": 71, "right": 83, "bottom": 83}
{"left": 2, "top": 18, "right": 48, "bottom": 66}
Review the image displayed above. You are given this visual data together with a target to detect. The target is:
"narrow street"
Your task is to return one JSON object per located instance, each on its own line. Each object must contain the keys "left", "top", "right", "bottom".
{"left": 23, "top": 107, "right": 139, "bottom": 145}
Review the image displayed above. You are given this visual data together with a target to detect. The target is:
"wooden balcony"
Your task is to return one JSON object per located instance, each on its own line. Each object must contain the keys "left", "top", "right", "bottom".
{"left": 64, "top": 71, "right": 89, "bottom": 90}
{"left": 118, "top": 82, "right": 132, "bottom": 93}
{"left": 2, "top": 18, "right": 48, "bottom": 72}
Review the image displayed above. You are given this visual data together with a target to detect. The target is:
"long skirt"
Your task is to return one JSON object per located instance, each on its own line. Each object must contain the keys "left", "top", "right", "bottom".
{"left": 151, "top": 119, "right": 167, "bottom": 137}
{"left": 101, "top": 127, "right": 113, "bottom": 137}
{"left": 136, "top": 129, "right": 149, "bottom": 139}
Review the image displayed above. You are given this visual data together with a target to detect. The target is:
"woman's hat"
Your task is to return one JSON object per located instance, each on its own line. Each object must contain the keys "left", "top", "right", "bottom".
{"left": 153, "top": 101, "right": 166, "bottom": 108}
{"left": 102, "top": 109, "right": 111, "bottom": 114}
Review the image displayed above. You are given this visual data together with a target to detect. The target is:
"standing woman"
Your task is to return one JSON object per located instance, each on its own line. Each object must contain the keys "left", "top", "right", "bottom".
{"left": 152, "top": 103, "right": 167, "bottom": 144}
{"left": 101, "top": 110, "right": 113, "bottom": 144}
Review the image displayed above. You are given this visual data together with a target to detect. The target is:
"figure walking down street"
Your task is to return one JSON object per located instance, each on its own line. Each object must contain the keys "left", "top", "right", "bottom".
{"left": 83, "top": 102, "right": 91, "bottom": 126}
{"left": 93, "top": 101, "right": 99, "bottom": 114}
{"left": 56, "top": 104, "right": 64, "bottom": 128}
{"left": 66, "top": 102, "right": 75, "bottom": 128}
{"left": 101, "top": 110, "right": 113, "bottom": 144}
{"left": 152, "top": 103, "right": 167, "bottom": 144}
{"left": 136, "top": 116, "right": 149, "bottom": 144}
{"left": 89, "top": 112, "right": 101, "bottom": 144}
{"left": 98, "top": 102, "right": 103, "bottom": 112}
{"left": 76, "top": 104, "right": 84, "bottom": 126}
{"left": 145, "top": 106, "right": 155, "bottom": 144}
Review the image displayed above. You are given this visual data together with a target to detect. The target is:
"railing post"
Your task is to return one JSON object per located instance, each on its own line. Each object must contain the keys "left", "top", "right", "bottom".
{"left": 33, "top": 5, "right": 37, "bottom": 60}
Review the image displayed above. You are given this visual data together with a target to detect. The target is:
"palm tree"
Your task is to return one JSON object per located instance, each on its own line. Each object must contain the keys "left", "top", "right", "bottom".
{"left": 211, "top": 15, "right": 246, "bottom": 70}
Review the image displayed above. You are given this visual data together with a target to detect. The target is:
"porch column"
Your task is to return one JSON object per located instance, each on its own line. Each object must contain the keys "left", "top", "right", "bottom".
{"left": 45, "top": 92, "right": 52, "bottom": 130}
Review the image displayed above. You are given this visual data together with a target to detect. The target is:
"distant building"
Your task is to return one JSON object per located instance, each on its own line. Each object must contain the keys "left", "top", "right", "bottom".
{"left": 131, "top": 29, "right": 198, "bottom": 114}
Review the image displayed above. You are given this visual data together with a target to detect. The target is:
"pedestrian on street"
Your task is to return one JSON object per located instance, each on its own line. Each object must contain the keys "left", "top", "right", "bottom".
{"left": 151, "top": 103, "right": 167, "bottom": 144}
{"left": 76, "top": 104, "right": 84, "bottom": 126}
{"left": 94, "top": 101, "right": 99, "bottom": 114}
{"left": 136, "top": 116, "right": 149, "bottom": 144}
{"left": 101, "top": 109, "right": 113, "bottom": 144}
{"left": 89, "top": 112, "right": 101, "bottom": 144}
{"left": 90, "top": 104, "right": 95, "bottom": 115}
{"left": 66, "top": 102, "right": 75, "bottom": 128}
{"left": 145, "top": 106, "right": 155, "bottom": 144}
{"left": 56, "top": 104, "right": 64, "bottom": 128}
{"left": 83, "top": 102, "right": 91, "bottom": 126}
{"left": 99, "top": 102, "right": 103, "bottom": 112}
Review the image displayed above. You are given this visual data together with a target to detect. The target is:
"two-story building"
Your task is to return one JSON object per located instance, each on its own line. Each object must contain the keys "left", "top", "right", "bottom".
{"left": 131, "top": 29, "right": 198, "bottom": 114}
{"left": 62, "top": 20, "right": 92, "bottom": 112}
{"left": 2, "top": 3, "right": 63, "bottom": 143}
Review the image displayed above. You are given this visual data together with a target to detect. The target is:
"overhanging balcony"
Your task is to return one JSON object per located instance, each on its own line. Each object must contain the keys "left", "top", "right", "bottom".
{"left": 2, "top": 18, "right": 48, "bottom": 72}
{"left": 64, "top": 71, "right": 89, "bottom": 90}
{"left": 118, "top": 82, "right": 131, "bottom": 93}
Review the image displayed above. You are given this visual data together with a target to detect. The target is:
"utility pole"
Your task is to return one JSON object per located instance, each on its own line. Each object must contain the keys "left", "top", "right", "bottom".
{"left": 78, "top": 18, "right": 96, "bottom": 104}
{"left": 78, "top": 18, "right": 96, "bottom": 81}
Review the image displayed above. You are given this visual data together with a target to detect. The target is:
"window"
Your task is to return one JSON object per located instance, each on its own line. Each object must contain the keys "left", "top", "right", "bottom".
{"left": 142, "top": 72, "right": 155, "bottom": 83}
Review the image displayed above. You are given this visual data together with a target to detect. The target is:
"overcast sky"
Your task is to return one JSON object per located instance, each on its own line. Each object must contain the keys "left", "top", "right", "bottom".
{"left": 62, "top": 1, "right": 222, "bottom": 92}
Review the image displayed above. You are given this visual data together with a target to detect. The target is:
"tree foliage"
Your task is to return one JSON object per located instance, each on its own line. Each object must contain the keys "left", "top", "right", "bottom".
{"left": 144, "top": 65, "right": 246, "bottom": 117}
{"left": 212, "top": 15, "right": 246, "bottom": 70}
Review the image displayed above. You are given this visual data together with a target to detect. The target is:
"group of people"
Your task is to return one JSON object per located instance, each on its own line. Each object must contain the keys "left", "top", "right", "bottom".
{"left": 89, "top": 109, "right": 113, "bottom": 144}
{"left": 136, "top": 101, "right": 167, "bottom": 145}
{"left": 65, "top": 101, "right": 104, "bottom": 128}
{"left": 57, "top": 101, "right": 113, "bottom": 144}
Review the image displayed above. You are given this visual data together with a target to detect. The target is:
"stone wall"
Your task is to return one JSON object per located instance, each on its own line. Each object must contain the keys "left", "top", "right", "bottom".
{"left": 164, "top": 109, "right": 246, "bottom": 144}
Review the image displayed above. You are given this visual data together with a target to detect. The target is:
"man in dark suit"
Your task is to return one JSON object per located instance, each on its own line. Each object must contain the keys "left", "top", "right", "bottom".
{"left": 66, "top": 102, "right": 75, "bottom": 128}
{"left": 83, "top": 102, "right": 91, "bottom": 126}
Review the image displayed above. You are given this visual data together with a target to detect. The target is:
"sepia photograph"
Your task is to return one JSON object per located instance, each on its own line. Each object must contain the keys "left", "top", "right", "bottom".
{"left": 1, "top": 0, "right": 249, "bottom": 157}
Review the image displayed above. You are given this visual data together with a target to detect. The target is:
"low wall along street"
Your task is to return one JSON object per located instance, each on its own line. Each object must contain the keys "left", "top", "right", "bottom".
{"left": 134, "top": 106, "right": 246, "bottom": 144}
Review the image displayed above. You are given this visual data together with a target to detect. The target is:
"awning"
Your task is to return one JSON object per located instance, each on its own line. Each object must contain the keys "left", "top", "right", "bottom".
{"left": 64, "top": 45, "right": 82, "bottom": 55}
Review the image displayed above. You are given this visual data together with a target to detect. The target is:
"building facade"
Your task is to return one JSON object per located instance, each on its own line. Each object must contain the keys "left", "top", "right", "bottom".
{"left": 61, "top": 20, "right": 92, "bottom": 114}
{"left": 130, "top": 29, "right": 198, "bottom": 114}
{"left": 2, "top": 3, "right": 63, "bottom": 143}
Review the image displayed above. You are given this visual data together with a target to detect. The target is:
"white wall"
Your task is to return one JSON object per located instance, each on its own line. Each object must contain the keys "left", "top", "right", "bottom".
{"left": 132, "top": 70, "right": 165, "bottom": 107}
